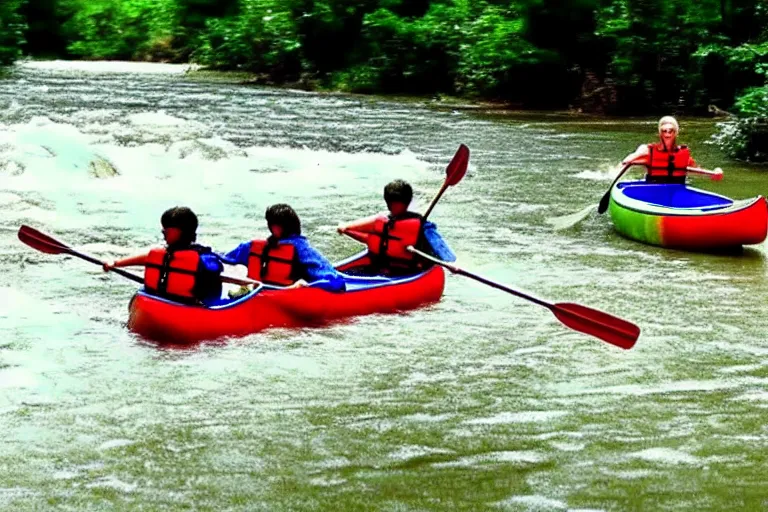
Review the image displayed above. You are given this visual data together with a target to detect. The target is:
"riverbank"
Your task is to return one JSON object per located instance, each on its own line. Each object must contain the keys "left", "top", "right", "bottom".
{"left": 6, "top": 58, "right": 740, "bottom": 118}
{"left": 7, "top": 59, "right": 557, "bottom": 116}
{"left": 185, "top": 67, "right": 530, "bottom": 113}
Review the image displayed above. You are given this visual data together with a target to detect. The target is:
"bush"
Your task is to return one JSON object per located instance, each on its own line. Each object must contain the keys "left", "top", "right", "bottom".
{"left": 0, "top": 0, "right": 25, "bottom": 65}
{"left": 713, "top": 85, "right": 768, "bottom": 162}
{"left": 195, "top": 0, "right": 302, "bottom": 80}
{"left": 62, "top": 0, "right": 176, "bottom": 60}
{"left": 352, "top": 3, "right": 465, "bottom": 94}
{"left": 456, "top": 4, "right": 560, "bottom": 103}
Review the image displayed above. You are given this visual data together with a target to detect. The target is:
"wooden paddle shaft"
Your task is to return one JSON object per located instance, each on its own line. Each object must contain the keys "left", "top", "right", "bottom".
{"left": 406, "top": 246, "right": 551, "bottom": 308}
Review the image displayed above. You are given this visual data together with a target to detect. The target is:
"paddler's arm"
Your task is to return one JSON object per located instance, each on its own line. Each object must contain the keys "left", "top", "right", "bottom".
{"left": 217, "top": 241, "right": 252, "bottom": 266}
{"left": 621, "top": 145, "right": 649, "bottom": 166}
{"left": 337, "top": 213, "right": 386, "bottom": 235}
{"left": 103, "top": 253, "right": 148, "bottom": 271}
{"left": 300, "top": 259, "right": 346, "bottom": 292}
{"left": 422, "top": 222, "right": 456, "bottom": 262}
{"left": 200, "top": 253, "right": 224, "bottom": 273}
{"left": 291, "top": 238, "right": 346, "bottom": 292}
{"left": 196, "top": 253, "right": 225, "bottom": 301}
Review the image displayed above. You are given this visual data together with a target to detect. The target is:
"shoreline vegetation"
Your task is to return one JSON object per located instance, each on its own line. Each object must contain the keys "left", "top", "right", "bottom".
{"left": 1, "top": 0, "right": 765, "bottom": 161}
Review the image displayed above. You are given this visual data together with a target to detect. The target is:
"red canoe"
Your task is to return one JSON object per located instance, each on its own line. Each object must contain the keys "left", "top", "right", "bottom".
{"left": 128, "top": 252, "right": 445, "bottom": 343}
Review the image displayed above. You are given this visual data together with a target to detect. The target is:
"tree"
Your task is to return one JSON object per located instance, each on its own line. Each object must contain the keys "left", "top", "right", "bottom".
{"left": 0, "top": 0, "right": 25, "bottom": 65}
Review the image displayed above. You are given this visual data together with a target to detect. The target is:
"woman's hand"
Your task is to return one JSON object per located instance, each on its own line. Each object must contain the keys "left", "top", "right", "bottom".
{"left": 621, "top": 156, "right": 639, "bottom": 166}
{"left": 621, "top": 146, "right": 650, "bottom": 167}
{"left": 288, "top": 279, "right": 309, "bottom": 289}
{"left": 103, "top": 261, "right": 115, "bottom": 272}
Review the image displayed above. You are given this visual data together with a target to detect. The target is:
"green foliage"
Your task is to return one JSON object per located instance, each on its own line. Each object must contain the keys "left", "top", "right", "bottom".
{"left": 9, "top": 0, "right": 768, "bottom": 147}
{"left": 456, "top": 4, "right": 558, "bottom": 102}
{"left": 345, "top": 2, "right": 466, "bottom": 93}
{"left": 713, "top": 112, "right": 768, "bottom": 162}
{"left": 709, "top": 31, "right": 768, "bottom": 162}
{"left": 734, "top": 85, "right": 768, "bottom": 117}
{"left": 292, "top": 0, "right": 381, "bottom": 74}
{"left": 62, "top": 0, "right": 177, "bottom": 60}
{"left": 594, "top": 0, "right": 726, "bottom": 112}
{"left": 195, "top": 0, "right": 302, "bottom": 79}
{"left": 0, "top": 0, "right": 26, "bottom": 65}
{"left": 713, "top": 68, "right": 768, "bottom": 162}
{"left": 175, "top": 0, "right": 239, "bottom": 51}
{"left": 327, "top": 63, "right": 380, "bottom": 92}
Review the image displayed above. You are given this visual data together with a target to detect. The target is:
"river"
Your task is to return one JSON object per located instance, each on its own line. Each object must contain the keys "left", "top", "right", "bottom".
{"left": 2, "top": 61, "right": 767, "bottom": 510}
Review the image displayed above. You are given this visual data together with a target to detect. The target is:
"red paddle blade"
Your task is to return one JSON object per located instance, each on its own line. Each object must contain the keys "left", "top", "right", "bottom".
{"left": 552, "top": 302, "right": 640, "bottom": 349}
{"left": 18, "top": 225, "right": 71, "bottom": 255}
{"left": 446, "top": 144, "right": 469, "bottom": 186}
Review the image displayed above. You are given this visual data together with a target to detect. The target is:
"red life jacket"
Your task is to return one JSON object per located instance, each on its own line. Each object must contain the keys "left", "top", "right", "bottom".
{"left": 144, "top": 248, "right": 204, "bottom": 301}
{"left": 365, "top": 214, "right": 424, "bottom": 271}
{"left": 646, "top": 144, "right": 690, "bottom": 178}
{"left": 247, "top": 239, "right": 298, "bottom": 286}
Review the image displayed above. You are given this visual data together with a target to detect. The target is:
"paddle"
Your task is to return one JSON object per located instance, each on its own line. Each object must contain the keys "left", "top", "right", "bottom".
{"left": 340, "top": 144, "right": 469, "bottom": 243}
{"left": 546, "top": 163, "right": 634, "bottom": 231}
{"left": 687, "top": 166, "right": 723, "bottom": 181}
{"left": 407, "top": 246, "right": 640, "bottom": 349}
{"left": 18, "top": 225, "right": 261, "bottom": 287}
{"left": 423, "top": 143, "right": 470, "bottom": 220}
{"left": 19, "top": 225, "right": 144, "bottom": 284}
{"left": 597, "top": 162, "right": 633, "bottom": 214}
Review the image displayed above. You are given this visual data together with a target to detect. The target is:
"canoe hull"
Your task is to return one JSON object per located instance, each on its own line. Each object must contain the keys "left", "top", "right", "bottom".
{"left": 128, "top": 263, "right": 445, "bottom": 343}
{"left": 609, "top": 182, "right": 768, "bottom": 250}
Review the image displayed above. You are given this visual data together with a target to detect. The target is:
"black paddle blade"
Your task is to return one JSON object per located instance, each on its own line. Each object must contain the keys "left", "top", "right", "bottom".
{"left": 446, "top": 144, "right": 469, "bottom": 186}
{"left": 18, "top": 225, "right": 70, "bottom": 255}
{"left": 597, "top": 163, "right": 633, "bottom": 214}
{"left": 597, "top": 190, "right": 611, "bottom": 214}
{"left": 552, "top": 302, "right": 640, "bottom": 350}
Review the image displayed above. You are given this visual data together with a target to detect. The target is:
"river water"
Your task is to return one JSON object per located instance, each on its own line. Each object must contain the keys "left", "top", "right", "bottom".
{"left": 2, "top": 61, "right": 767, "bottom": 510}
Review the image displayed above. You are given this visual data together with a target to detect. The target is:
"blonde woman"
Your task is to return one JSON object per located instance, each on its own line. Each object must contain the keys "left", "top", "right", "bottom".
{"left": 621, "top": 116, "right": 698, "bottom": 184}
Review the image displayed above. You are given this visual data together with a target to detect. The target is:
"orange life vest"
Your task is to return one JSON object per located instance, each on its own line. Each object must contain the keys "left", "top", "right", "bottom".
{"left": 365, "top": 214, "right": 424, "bottom": 271}
{"left": 247, "top": 239, "right": 298, "bottom": 286}
{"left": 144, "top": 248, "right": 203, "bottom": 301}
{"left": 646, "top": 144, "right": 690, "bottom": 178}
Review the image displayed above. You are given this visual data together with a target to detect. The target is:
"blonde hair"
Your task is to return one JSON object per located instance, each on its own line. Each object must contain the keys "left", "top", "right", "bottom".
{"left": 658, "top": 116, "right": 679, "bottom": 133}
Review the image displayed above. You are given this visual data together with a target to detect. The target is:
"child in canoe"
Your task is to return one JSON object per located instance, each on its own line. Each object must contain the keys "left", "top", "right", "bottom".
{"left": 337, "top": 179, "right": 455, "bottom": 276}
{"left": 221, "top": 203, "right": 346, "bottom": 293}
{"left": 103, "top": 206, "right": 224, "bottom": 305}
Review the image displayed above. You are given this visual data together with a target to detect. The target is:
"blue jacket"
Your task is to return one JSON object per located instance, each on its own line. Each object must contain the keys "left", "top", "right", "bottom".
{"left": 198, "top": 252, "right": 225, "bottom": 306}
{"left": 220, "top": 235, "right": 346, "bottom": 292}
{"left": 199, "top": 252, "right": 225, "bottom": 274}
{"left": 422, "top": 221, "right": 456, "bottom": 262}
